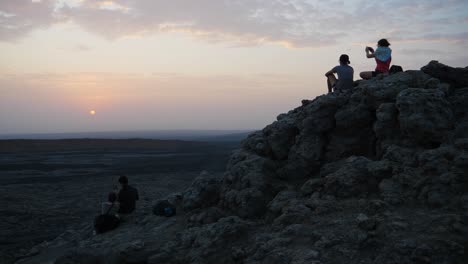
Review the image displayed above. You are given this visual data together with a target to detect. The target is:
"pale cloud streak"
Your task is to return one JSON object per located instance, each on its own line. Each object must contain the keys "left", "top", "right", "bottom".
{"left": 0, "top": 0, "right": 58, "bottom": 41}
{"left": 1, "top": 0, "right": 468, "bottom": 47}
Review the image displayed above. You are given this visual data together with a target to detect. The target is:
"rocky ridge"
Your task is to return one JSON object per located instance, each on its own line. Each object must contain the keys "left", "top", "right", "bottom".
{"left": 19, "top": 61, "right": 468, "bottom": 264}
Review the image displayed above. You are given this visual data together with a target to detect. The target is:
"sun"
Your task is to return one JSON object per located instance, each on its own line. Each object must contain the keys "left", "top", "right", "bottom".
{"left": 89, "top": 110, "right": 96, "bottom": 115}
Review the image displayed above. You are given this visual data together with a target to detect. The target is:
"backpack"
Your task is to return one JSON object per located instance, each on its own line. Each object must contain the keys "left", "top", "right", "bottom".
{"left": 389, "top": 65, "right": 403, "bottom": 74}
{"left": 94, "top": 204, "right": 120, "bottom": 234}
{"left": 153, "top": 200, "right": 176, "bottom": 217}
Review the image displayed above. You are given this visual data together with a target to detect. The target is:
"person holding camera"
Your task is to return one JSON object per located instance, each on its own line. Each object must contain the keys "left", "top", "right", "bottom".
{"left": 359, "top": 39, "right": 392, "bottom": 80}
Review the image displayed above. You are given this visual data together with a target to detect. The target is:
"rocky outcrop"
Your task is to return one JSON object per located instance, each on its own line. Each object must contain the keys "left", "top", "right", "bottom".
{"left": 19, "top": 61, "right": 468, "bottom": 264}
{"left": 421, "top": 60, "right": 468, "bottom": 88}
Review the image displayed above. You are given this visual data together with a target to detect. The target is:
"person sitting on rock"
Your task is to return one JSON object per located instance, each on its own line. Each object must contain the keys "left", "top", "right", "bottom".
{"left": 94, "top": 192, "right": 120, "bottom": 234}
{"left": 325, "top": 54, "right": 354, "bottom": 93}
{"left": 101, "top": 191, "right": 120, "bottom": 216}
{"left": 360, "top": 38, "right": 392, "bottom": 80}
{"left": 117, "top": 175, "right": 139, "bottom": 214}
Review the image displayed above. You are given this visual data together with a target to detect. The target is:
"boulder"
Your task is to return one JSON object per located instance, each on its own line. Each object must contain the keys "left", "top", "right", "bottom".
{"left": 182, "top": 171, "right": 222, "bottom": 211}
{"left": 263, "top": 118, "right": 299, "bottom": 160}
{"left": 322, "top": 156, "right": 374, "bottom": 198}
{"left": 421, "top": 60, "right": 468, "bottom": 88}
{"left": 396, "top": 88, "right": 454, "bottom": 147}
{"left": 373, "top": 103, "right": 401, "bottom": 155}
{"left": 326, "top": 103, "right": 376, "bottom": 160}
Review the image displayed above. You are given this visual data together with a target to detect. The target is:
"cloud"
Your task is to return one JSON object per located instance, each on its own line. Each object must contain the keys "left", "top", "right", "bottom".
{"left": 56, "top": 0, "right": 346, "bottom": 47}
{"left": 1, "top": 0, "right": 468, "bottom": 47}
{"left": 0, "top": 0, "right": 59, "bottom": 41}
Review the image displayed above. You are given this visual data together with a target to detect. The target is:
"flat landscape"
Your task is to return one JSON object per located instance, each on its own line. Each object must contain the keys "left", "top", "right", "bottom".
{"left": 0, "top": 139, "right": 240, "bottom": 262}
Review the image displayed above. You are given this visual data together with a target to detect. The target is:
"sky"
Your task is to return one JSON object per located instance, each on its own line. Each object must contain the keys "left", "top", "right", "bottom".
{"left": 1, "top": 0, "right": 467, "bottom": 134}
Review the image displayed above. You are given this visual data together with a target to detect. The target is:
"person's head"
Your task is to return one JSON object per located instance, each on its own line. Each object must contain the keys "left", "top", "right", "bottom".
{"left": 118, "top": 175, "right": 128, "bottom": 186}
{"left": 339, "top": 54, "right": 350, "bottom": 65}
{"left": 108, "top": 192, "right": 117, "bottom": 203}
{"left": 377, "top": 39, "right": 390, "bottom": 47}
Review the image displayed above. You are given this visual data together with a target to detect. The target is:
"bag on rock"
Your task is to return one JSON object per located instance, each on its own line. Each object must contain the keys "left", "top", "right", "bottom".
{"left": 153, "top": 200, "right": 176, "bottom": 217}
{"left": 389, "top": 65, "right": 403, "bottom": 74}
{"left": 94, "top": 214, "right": 120, "bottom": 234}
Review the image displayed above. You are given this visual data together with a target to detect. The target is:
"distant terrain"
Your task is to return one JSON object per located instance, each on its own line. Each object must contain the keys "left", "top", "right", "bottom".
{"left": 0, "top": 130, "right": 253, "bottom": 141}
{"left": 0, "top": 138, "right": 241, "bottom": 263}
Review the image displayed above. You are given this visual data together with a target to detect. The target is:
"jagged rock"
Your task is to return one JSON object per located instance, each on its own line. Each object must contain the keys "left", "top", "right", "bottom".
{"left": 263, "top": 117, "right": 299, "bottom": 160}
{"left": 267, "top": 190, "right": 298, "bottom": 215}
{"left": 301, "top": 94, "right": 346, "bottom": 133}
{"left": 182, "top": 171, "right": 222, "bottom": 211}
{"left": 272, "top": 199, "right": 313, "bottom": 229}
{"left": 219, "top": 151, "right": 278, "bottom": 218}
{"left": 382, "top": 145, "right": 419, "bottom": 167}
{"left": 241, "top": 131, "right": 271, "bottom": 157}
{"left": 355, "top": 213, "right": 376, "bottom": 231}
{"left": 188, "top": 207, "right": 225, "bottom": 226}
{"left": 421, "top": 60, "right": 468, "bottom": 88}
{"left": 326, "top": 103, "right": 376, "bottom": 160}
{"left": 148, "top": 216, "right": 252, "bottom": 264}
{"left": 373, "top": 103, "right": 401, "bottom": 155}
{"left": 300, "top": 178, "right": 324, "bottom": 196}
{"left": 279, "top": 133, "right": 326, "bottom": 179}
{"left": 379, "top": 179, "right": 403, "bottom": 205}
{"left": 449, "top": 88, "right": 468, "bottom": 139}
{"left": 322, "top": 156, "right": 374, "bottom": 198}
{"left": 396, "top": 88, "right": 454, "bottom": 147}
{"left": 418, "top": 146, "right": 458, "bottom": 176}
{"left": 367, "top": 160, "right": 394, "bottom": 180}
{"left": 278, "top": 95, "right": 346, "bottom": 179}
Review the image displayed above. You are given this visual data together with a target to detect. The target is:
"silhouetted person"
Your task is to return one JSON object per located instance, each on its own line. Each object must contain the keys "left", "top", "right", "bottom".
{"left": 325, "top": 54, "right": 354, "bottom": 93}
{"left": 117, "top": 175, "right": 139, "bottom": 214}
{"left": 360, "top": 39, "right": 392, "bottom": 79}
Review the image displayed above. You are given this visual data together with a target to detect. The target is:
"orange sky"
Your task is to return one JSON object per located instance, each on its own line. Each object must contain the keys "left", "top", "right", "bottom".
{"left": 1, "top": 0, "right": 467, "bottom": 134}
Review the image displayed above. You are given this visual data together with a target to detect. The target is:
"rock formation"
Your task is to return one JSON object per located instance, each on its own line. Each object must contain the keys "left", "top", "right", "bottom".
{"left": 18, "top": 61, "right": 468, "bottom": 264}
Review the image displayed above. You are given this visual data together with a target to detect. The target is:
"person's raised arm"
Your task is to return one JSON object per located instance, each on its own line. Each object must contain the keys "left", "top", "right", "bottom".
{"left": 365, "top": 47, "right": 375, "bottom": 58}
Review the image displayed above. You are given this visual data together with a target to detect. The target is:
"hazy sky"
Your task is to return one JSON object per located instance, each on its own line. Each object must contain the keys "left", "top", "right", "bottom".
{"left": 1, "top": 0, "right": 467, "bottom": 134}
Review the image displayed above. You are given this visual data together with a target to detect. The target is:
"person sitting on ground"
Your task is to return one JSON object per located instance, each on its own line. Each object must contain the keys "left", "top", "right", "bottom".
{"left": 325, "top": 54, "right": 354, "bottom": 93}
{"left": 101, "top": 192, "right": 120, "bottom": 217}
{"left": 117, "top": 175, "right": 139, "bottom": 214}
{"left": 94, "top": 192, "right": 120, "bottom": 234}
{"left": 360, "top": 38, "right": 392, "bottom": 80}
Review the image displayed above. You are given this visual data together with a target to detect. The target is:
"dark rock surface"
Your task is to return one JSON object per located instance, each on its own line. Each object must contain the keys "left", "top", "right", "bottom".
{"left": 0, "top": 140, "right": 238, "bottom": 264}
{"left": 18, "top": 61, "right": 468, "bottom": 264}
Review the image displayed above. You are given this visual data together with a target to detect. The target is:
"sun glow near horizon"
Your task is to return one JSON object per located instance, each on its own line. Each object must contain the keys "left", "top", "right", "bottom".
{"left": 1, "top": 0, "right": 467, "bottom": 134}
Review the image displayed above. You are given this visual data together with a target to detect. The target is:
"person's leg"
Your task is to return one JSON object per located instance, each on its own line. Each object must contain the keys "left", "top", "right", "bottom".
{"left": 360, "top": 71, "right": 373, "bottom": 80}
{"left": 326, "top": 74, "right": 337, "bottom": 93}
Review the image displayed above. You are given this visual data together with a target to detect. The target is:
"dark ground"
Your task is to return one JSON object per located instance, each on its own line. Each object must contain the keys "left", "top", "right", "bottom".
{"left": 0, "top": 139, "right": 239, "bottom": 263}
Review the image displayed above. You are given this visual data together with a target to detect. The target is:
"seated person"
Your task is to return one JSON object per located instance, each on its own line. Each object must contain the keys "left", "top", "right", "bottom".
{"left": 101, "top": 192, "right": 120, "bottom": 217}
{"left": 360, "top": 38, "right": 392, "bottom": 80}
{"left": 117, "top": 175, "right": 139, "bottom": 214}
{"left": 325, "top": 54, "right": 354, "bottom": 93}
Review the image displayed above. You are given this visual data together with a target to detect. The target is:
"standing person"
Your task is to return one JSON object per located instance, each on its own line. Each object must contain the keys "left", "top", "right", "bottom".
{"left": 325, "top": 54, "right": 354, "bottom": 93}
{"left": 360, "top": 38, "right": 392, "bottom": 80}
{"left": 117, "top": 175, "right": 139, "bottom": 214}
